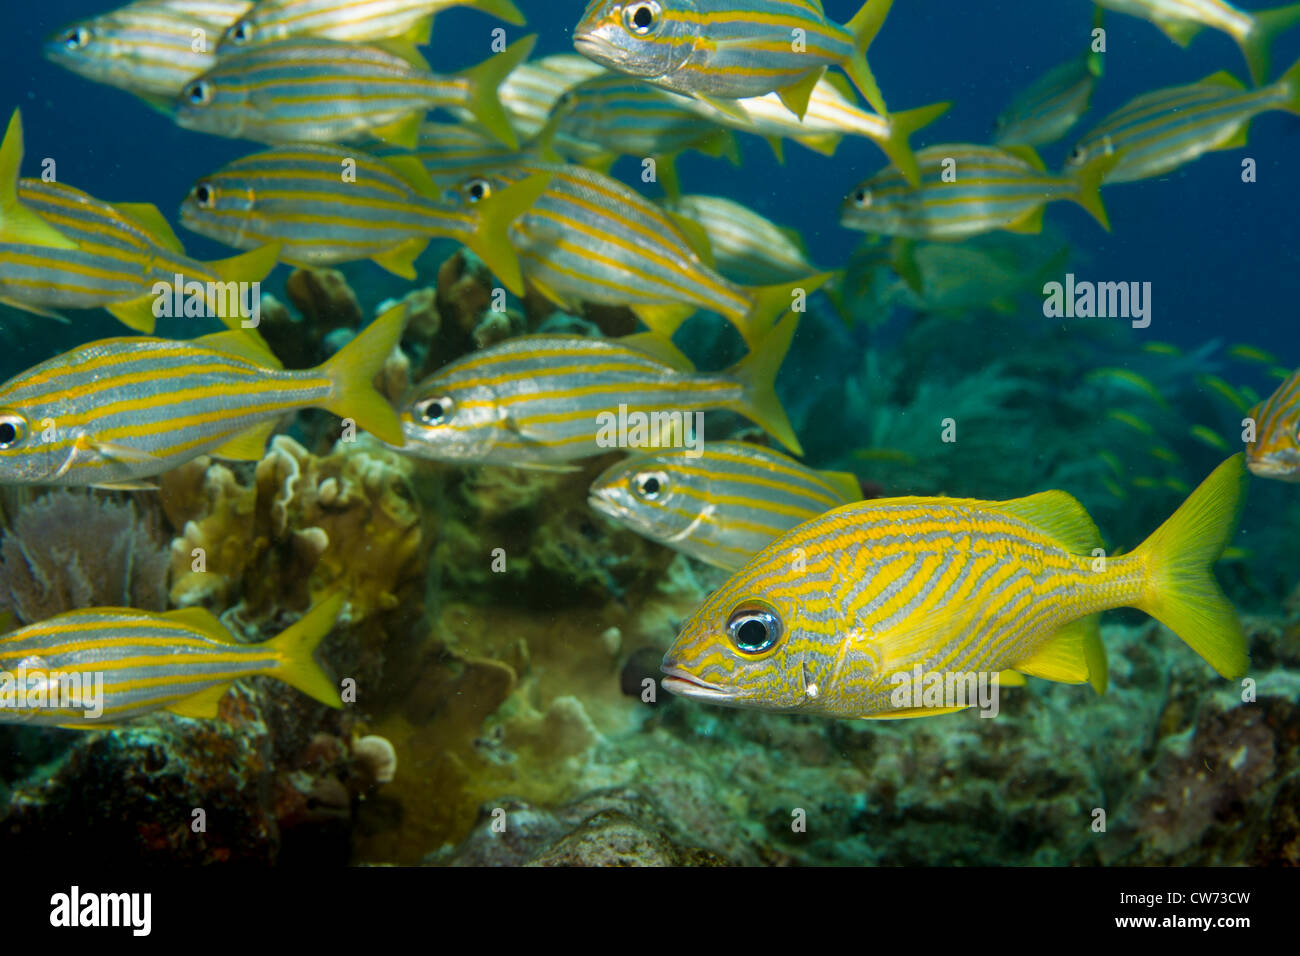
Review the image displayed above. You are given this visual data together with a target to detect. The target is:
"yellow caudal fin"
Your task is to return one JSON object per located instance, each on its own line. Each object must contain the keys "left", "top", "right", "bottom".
{"left": 1239, "top": 3, "right": 1300, "bottom": 86}
{"left": 465, "top": 171, "right": 550, "bottom": 297}
{"left": 460, "top": 35, "right": 536, "bottom": 149}
{"left": 728, "top": 312, "right": 803, "bottom": 456}
{"left": 469, "top": 0, "right": 526, "bottom": 25}
{"left": 843, "top": 0, "right": 893, "bottom": 116}
{"left": 877, "top": 101, "right": 950, "bottom": 187}
{"left": 1131, "top": 454, "right": 1249, "bottom": 679}
{"left": 742, "top": 272, "right": 832, "bottom": 345}
{"left": 1068, "top": 151, "right": 1119, "bottom": 230}
{"left": 1276, "top": 53, "right": 1300, "bottom": 114}
{"left": 0, "top": 110, "right": 77, "bottom": 250}
{"left": 266, "top": 593, "right": 346, "bottom": 708}
{"left": 319, "top": 303, "right": 406, "bottom": 445}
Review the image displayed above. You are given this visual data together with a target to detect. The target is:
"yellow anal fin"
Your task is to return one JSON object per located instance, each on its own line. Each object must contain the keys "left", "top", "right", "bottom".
{"left": 1153, "top": 16, "right": 1202, "bottom": 47}
{"left": 210, "top": 420, "right": 277, "bottom": 462}
{"left": 370, "top": 236, "right": 429, "bottom": 280}
{"left": 167, "top": 682, "right": 231, "bottom": 719}
{"left": 106, "top": 294, "right": 159, "bottom": 334}
{"left": 0, "top": 295, "right": 70, "bottom": 322}
{"left": 1003, "top": 205, "right": 1044, "bottom": 235}
{"left": 997, "top": 670, "right": 1027, "bottom": 687}
{"left": 369, "top": 111, "right": 422, "bottom": 150}
{"left": 630, "top": 302, "right": 697, "bottom": 340}
{"left": 1013, "top": 615, "right": 1100, "bottom": 686}
{"left": 776, "top": 68, "right": 826, "bottom": 120}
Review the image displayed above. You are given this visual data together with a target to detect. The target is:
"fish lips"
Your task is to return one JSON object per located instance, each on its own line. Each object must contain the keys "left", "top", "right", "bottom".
{"left": 659, "top": 663, "right": 735, "bottom": 702}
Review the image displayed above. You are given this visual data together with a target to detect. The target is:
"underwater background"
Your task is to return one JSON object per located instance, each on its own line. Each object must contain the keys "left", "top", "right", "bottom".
{"left": 0, "top": 0, "right": 1298, "bottom": 866}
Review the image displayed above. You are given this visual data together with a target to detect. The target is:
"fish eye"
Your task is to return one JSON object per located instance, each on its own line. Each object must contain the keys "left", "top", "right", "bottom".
{"left": 416, "top": 396, "right": 454, "bottom": 425}
{"left": 726, "top": 604, "right": 783, "bottom": 655}
{"left": 462, "top": 178, "right": 493, "bottom": 203}
{"left": 0, "top": 413, "right": 29, "bottom": 450}
{"left": 192, "top": 181, "right": 217, "bottom": 208}
{"left": 852, "top": 188, "right": 871, "bottom": 207}
{"left": 623, "top": 1, "right": 663, "bottom": 36}
{"left": 185, "top": 80, "right": 212, "bottom": 106}
{"left": 1068, "top": 144, "right": 1087, "bottom": 165}
{"left": 226, "top": 20, "right": 254, "bottom": 44}
{"left": 63, "top": 26, "right": 91, "bottom": 50}
{"left": 631, "top": 470, "right": 669, "bottom": 500}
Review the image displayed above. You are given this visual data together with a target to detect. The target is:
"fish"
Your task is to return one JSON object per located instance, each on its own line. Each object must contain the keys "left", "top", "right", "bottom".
{"left": 840, "top": 144, "right": 1115, "bottom": 241}
{"left": 573, "top": 0, "right": 894, "bottom": 119}
{"left": 994, "top": 26, "right": 1104, "bottom": 147}
{"left": 395, "top": 318, "right": 805, "bottom": 466}
{"left": 545, "top": 73, "right": 742, "bottom": 193}
{"left": 1245, "top": 367, "right": 1300, "bottom": 480}
{"left": 661, "top": 455, "right": 1250, "bottom": 719}
{"left": 1095, "top": 0, "right": 1300, "bottom": 86}
{"left": 680, "top": 74, "right": 946, "bottom": 185}
{"left": 219, "top": 0, "right": 525, "bottom": 50}
{"left": 16, "top": 179, "right": 280, "bottom": 333}
{"left": 45, "top": 0, "right": 252, "bottom": 106}
{"left": 589, "top": 440, "right": 860, "bottom": 569}
{"left": 447, "top": 160, "right": 828, "bottom": 345}
{"left": 0, "top": 594, "right": 344, "bottom": 729}
{"left": 0, "top": 305, "right": 406, "bottom": 489}
{"left": 178, "top": 144, "right": 548, "bottom": 294}
{"left": 1066, "top": 58, "right": 1300, "bottom": 184}
{"left": 173, "top": 34, "right": 535, "bottom": 149}
{"left": 660, "top": 194, "right": 822, "bottom": 286}
{"left": 399, "top": 122, "right": 538, "bottom": 185}
{"left": 1227, "top": 343, "right": 1279, "bottom": 364}
{"left": 1190, "top": 423, "right": 1231, "bottom": 452}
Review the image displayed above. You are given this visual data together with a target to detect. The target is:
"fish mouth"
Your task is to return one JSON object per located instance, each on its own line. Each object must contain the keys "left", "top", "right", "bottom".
{"left": 660, "top": 665, "right": 735, "bottom": 701}
{"left": 573, "top": 33, "right": 617, "bottom": 62}
{"left": 1246, "top": 458, "right": 1300, "bottom": 481}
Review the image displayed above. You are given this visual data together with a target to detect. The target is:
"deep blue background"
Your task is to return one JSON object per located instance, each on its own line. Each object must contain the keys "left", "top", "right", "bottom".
{"left": 1, "top": 0, "right": 1298, "bottom": 364}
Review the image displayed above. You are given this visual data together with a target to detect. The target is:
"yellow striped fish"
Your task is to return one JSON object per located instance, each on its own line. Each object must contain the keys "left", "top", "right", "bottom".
{"left": 840, "top": 144, "right": 1115, "bottom": 240}
{"left": 46, "top": 0, "right": 252, "bottom": 105}
{"left": 400, "top": 122, "right": 538, "bottom": 185}
{"left": 0, "top": 306, "right": 405, "bottom": 489}
{"left": 1096, "top": 0, "right": 1300, "bottom": 86}
{"left": 395, "top": 317, "right": 805, "bottom": 465}
{"left": 589, "top": 441, "right": 860, "bottom": 569}
{"left": 1246, "top": 367, "right": 1300, "bottom": 480}
{"left": 450, "top": 160, "right": 828, "bottom": 345}
{"left": 15, "top": 179, "right": 279, "bottom": 333}
{"left": 662, "top": 455, "right": 1250, "bottom": 719}
{"left": 994, "top": 26, "right": 1104, "bottom": 147}
{"left": 574, "top": 0, "right": 894, "bottom": 118}
{"left": 0, "top": 595, "right": 344, "bottom": 729}
{"left": 179, "top": 144, "right": 547, "bottom": 294}
{"left": 661, "top": 194, "right": 822, "bottom": 286}
{"left": 174, "top": 34, "right": 534, "bottom": 149}
{"left": 220, "top": 0, "right": 524, "bottom": 49}
{"left": 1066, "top": 58, "right": 1300, "bottom": 184}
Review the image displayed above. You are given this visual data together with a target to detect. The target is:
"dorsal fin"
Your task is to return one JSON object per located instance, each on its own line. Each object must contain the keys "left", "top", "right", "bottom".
{"left": 112, "top": 202, "right": 185, "bottom": 252}
{"left": 817, "top": 469, "right": 863, "bottom": 503}
{"left": 989, "top": 490, "right": 1102, "bottom": 553}
{"left": 162, "top": 606, "right": 235, "bottom": 640}
{"left": 195, "top": 329, "right": 284, "bottom": 369}
{"left": 620, "top": 332, "right": 695, "bottom": 372}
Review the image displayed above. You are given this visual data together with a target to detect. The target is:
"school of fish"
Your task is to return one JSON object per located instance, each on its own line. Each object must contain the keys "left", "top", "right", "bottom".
{"left": 0, "top": 0, "right": 1296, "bottom": 727}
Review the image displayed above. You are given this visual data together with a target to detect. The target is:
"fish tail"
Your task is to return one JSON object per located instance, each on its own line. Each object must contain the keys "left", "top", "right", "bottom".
{"left": 1276, "top": 52, "right": 1300, "bottom": 113}
{"left": 468, "top": 0, "right": 526, "bottom": 26}
{"left": 728, "top": 313, "right": 803, "bottom": 456}
{"left": 1131, "top": 454, "right": 1249, "bottom": 679}
{"left": 319, "top": 303, "right": 406, "bottom": 446}
{"left": 877, "top": 101, "right": 949, "bottom": 187}
{"left": 1068, "top": 151, "right": 1118, "bottom": 231}
{"left": 266, "top": 593, "right": 346, "bottom": 708}
{"left": 743, "top": 273, "right": 832, "bottom": 345}
{"left": 1239, "top": 3, "right": 1300, "bottom": 87}
{"left": 843, "top": 0, "right": 893, "bottom": 115}
{"left": 0, "top": 109, "right": 77, "bottom": 250}
{"left": 459, "top": 34, "right": 536, "bottom": 149}
{"left": 465, "top": 171, "right": 551, "bottom": 298}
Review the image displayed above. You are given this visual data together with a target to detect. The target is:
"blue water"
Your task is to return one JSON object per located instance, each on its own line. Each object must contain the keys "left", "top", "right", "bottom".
{"left": 5, "top": 0, "right": 1298, "bottom": 368}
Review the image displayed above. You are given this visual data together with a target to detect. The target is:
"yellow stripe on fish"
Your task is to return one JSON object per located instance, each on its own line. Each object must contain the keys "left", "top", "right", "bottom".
{"left": 0, "top": 596, "right": 344, "bottom": 728}
{"left": 573, "top": 0, "right": 895, "bottom": 118}
{"left": 220, "top": 0, "right": 524, "bottom": 50}
{"left": 395, "top": 319, "right": 805, "bottom": 466}
{"left": 0, "top": 305, "right": 405, "bottom": 488}
{"left": 589, "top": 440, "right": 860, "bottom": 569}
{"left": 663, "top": 455, "right": 1250, "bottom": 719}
{"left": 1246, "top": 366, "right": 1300, "bottom": 481}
